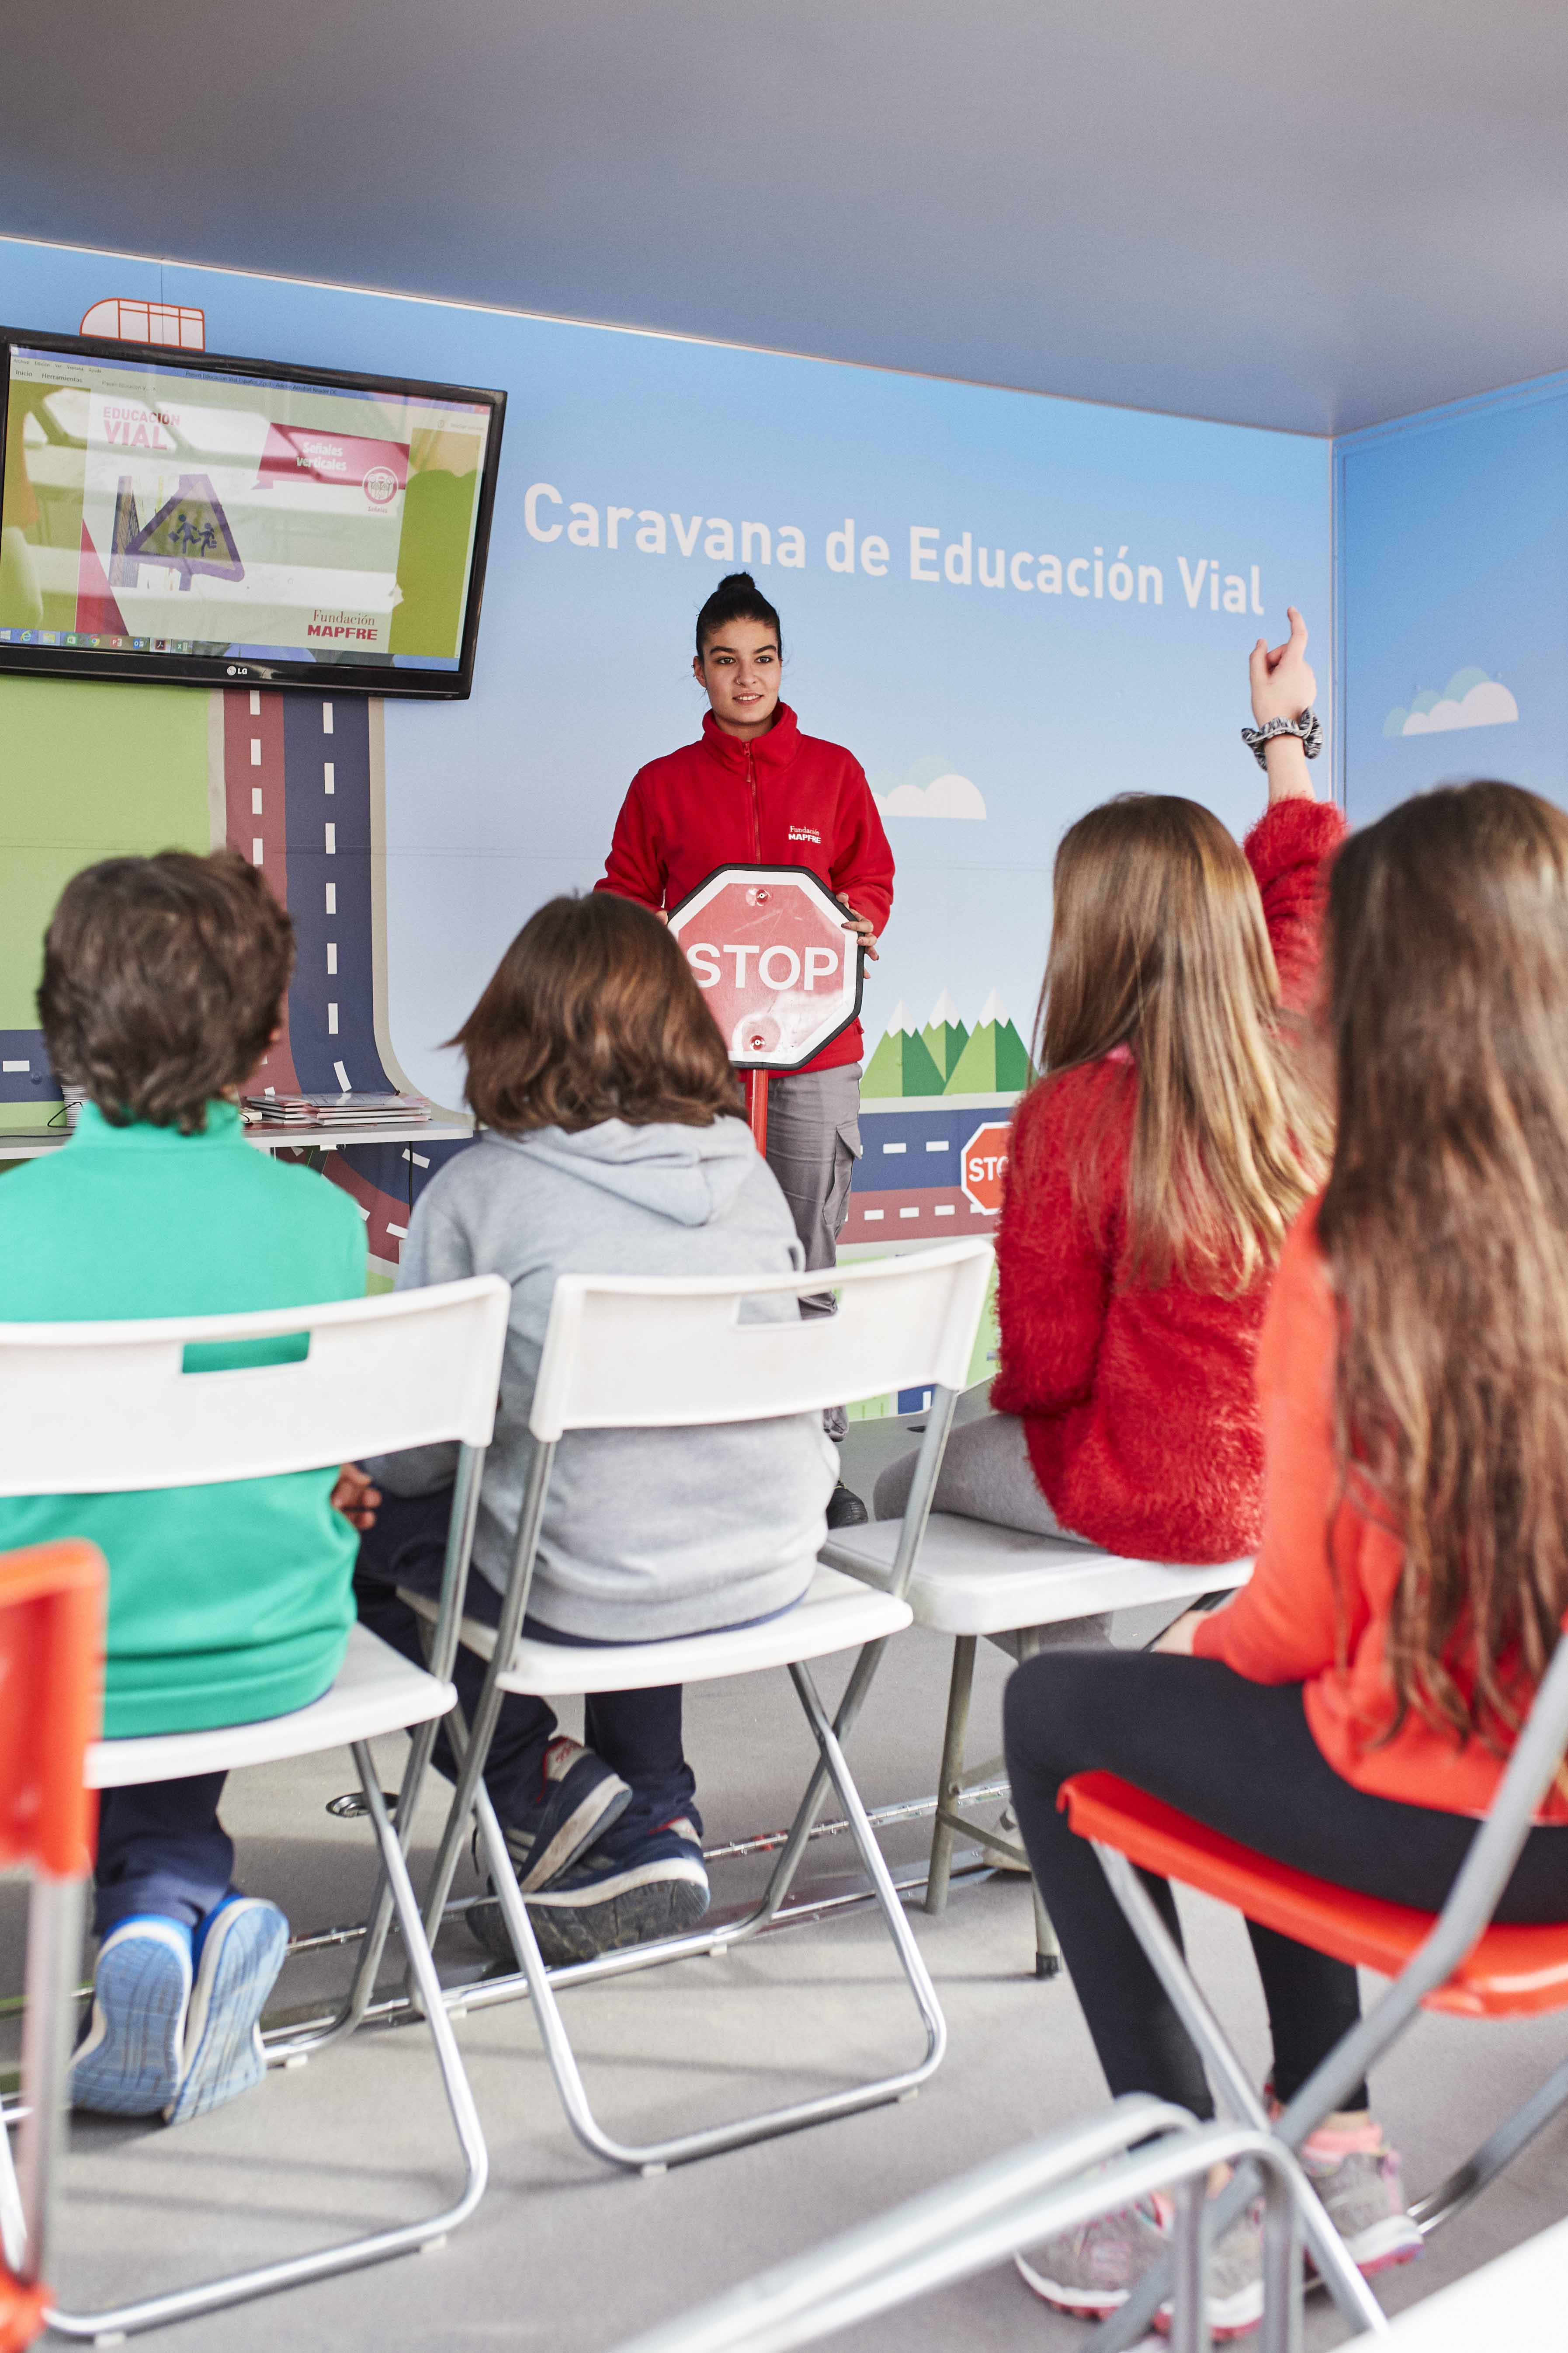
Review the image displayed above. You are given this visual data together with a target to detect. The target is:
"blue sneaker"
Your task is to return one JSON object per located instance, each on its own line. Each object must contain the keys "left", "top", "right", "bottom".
{"left": 71, "top": 1917, "right": 192, "bottom": 2117}
{"left": 481, "top": 1815, "right": 711, "bottom": 1969}
{"left": 499, "top": 1735, "right": 632, "bottom": 1894}
{"left": 164, "top": 1896, "right": 288, "bottom": 2126}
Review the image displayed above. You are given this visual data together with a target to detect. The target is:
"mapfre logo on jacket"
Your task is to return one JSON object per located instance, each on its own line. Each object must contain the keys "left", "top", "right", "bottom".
{"left": 788, "top": 824, "right": 822, "bottom": 845}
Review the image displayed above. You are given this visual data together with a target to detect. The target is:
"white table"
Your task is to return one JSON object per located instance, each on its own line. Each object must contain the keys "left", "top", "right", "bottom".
{"left": 0, "top": 1119, "right": 472, "bottom": 1161}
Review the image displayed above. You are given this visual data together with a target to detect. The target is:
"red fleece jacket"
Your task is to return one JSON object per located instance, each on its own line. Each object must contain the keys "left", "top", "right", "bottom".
{"left": 990, "top": 796, "right": 1346, "bottom": 1564}
{"left": 597, "top": 704, "right": 895, "bottom": 1073}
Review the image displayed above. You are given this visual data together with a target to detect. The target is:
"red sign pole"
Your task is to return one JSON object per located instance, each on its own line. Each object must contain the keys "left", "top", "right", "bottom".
{"left": 744, "top": 1070, "right": 770, "bottom": 1153}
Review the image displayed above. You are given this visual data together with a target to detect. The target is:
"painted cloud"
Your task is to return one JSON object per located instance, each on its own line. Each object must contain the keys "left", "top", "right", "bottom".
{"left": 1384, "top": 667, "right": 1519, "bottom": 739}
{"left": 871, "top": 755, "right": 987, "bottom": 820}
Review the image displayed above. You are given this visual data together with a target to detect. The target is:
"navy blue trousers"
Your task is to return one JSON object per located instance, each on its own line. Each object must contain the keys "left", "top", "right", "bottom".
{"left": 92, "top": 1488, "right": 701, "bottom": 1934}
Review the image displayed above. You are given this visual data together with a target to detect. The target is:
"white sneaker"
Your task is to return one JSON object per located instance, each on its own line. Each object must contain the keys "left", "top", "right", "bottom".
{"left": 1017, "top": 2189, "right": 1265, "bottom": 2340}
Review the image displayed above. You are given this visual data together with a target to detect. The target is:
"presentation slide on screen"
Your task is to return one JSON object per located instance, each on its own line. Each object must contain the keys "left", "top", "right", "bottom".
{"left": 0, "top": 346, "right": 490, "bottom": 666}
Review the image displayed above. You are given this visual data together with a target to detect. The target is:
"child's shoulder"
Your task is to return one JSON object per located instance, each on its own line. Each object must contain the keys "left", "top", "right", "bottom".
{"left": 0, "top": 1150, "right": 71, "bottom": 1236}
{"left": 244, "top": 1144, "right": 368, "bottom": 1244}
{"left": 1006, "top": 1063, "right": 1134, "bottom": 1210}
{"left": 1014, "top": 1057, "right": 1135, "bottom": 1140}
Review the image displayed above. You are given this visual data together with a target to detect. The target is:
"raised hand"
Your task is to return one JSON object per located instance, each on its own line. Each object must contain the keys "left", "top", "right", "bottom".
{"left": 1249, "top": 606, "right": 1316, "bottom": 727}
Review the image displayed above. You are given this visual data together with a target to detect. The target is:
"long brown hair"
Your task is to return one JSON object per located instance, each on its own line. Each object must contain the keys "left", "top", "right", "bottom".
{"left": 1319, "top": 782, "right": 1568, "bottom": 1749}
{"left": 1033, "top": 795, "right": 1329, "bottom": 1292}
{"left": 452, "top": 892, "right": 742, "bottom": 1134}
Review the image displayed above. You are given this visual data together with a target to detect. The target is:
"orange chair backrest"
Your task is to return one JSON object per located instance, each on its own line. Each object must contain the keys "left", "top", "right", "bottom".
{"left": 0, "top": 1541, "right": 105, "bottom": 1879}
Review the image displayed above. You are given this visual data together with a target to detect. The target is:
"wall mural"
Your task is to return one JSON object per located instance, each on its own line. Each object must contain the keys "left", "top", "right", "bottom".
{"left": 0, "top": 231, "right": 1332, "bottom": 1403}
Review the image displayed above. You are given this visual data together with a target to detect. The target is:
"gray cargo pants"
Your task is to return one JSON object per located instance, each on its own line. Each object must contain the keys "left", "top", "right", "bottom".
{"left": 763, "top": 1061, "right": 862, "bottom": 1443}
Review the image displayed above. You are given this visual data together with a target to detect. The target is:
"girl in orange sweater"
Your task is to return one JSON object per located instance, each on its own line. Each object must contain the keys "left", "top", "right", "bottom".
{"left": 1006, "top": 781, "right": 1568, "bottom": 2333}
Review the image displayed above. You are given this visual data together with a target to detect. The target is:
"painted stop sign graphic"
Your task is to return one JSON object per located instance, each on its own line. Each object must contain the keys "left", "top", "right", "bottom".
{"left": 667, "top": 864, "right": 863, "bottom": 1071}
{"left": 961, "top": 1119, "right": 1013, "bottom": 1214}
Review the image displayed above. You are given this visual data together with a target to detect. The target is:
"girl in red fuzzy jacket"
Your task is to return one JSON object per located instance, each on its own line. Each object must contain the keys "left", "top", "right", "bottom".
{"left": 876, "top": 610, "right": 1343, "bottom": 1565}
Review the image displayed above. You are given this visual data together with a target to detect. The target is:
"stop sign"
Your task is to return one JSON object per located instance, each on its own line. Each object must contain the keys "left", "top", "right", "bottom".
{"left": 961, "top": 1119, "right": 1013, "bottom": 1214}
{"left": 667, "top": 864, "right": 863, "bottom": 1071}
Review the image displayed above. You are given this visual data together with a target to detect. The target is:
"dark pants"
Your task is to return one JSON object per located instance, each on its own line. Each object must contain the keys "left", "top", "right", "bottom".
{"left": 1004, "top": 1649, "right": 1568, "bottom": 2120}
{"left": 352, "top": 1485, "right": 698, "bottom": 1855}
{"left": 92, "top": 1486, "right": 702, "bottom": 1936}
{"left": 94, "top": 1777, "right": 234, "bottom": 1937}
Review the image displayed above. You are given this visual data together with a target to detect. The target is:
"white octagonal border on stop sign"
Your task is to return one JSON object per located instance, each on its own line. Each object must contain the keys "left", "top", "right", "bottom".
{"left": 666, "top": 863, "right": 864, "bottom": 1071}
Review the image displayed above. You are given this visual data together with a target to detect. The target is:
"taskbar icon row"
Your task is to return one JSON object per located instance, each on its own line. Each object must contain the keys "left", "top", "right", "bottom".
{"left": 0, "top": 630, "right": 197, "bottom": 652}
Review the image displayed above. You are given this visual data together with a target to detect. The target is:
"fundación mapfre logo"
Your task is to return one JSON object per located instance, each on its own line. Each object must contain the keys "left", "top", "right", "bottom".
{"left": 961, "top": 1119, "right": 1012, "bottom": 1215}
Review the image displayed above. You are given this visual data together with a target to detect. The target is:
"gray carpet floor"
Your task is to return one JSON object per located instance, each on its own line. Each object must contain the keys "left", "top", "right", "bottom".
{"left": 4, "top": 1407, "right": 1564, "bottom": 2350}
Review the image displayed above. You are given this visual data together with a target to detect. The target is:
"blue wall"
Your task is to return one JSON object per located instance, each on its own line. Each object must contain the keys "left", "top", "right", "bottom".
{"left": 1336, "top": 372, "right": 1568, "bottom": 825}
{"left": 1, "top": 236, "right": 1330, "bottom": 1104}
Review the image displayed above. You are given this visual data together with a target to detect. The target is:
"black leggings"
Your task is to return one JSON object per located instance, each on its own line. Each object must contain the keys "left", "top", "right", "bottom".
{"left": 1003, "top": 1651, "right": 1568, "bottom": 2120}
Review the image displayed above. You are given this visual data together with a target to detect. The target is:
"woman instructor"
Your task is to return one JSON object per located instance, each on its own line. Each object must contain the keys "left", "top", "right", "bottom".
{"left": 597, "top": 572, "right": 894, "bottom": 1529}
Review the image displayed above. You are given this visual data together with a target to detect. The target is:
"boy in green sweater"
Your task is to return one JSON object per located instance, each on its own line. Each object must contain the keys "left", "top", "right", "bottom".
{"left": 0, "top": 852, "right": 369, "bottom": 2123}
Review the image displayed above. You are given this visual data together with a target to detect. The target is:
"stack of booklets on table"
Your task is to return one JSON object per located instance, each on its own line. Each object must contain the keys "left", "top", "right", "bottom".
{"left": 239, "top": 1091, "right": 431, "bottom": 1130}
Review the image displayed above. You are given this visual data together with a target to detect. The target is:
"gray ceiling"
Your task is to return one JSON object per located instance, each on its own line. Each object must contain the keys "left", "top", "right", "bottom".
{"left": 3, "top": 0, "right": 1565, "bottom": 438}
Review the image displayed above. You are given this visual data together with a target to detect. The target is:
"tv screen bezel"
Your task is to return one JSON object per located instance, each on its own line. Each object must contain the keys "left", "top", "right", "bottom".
{"left": 0, "top": 324, "right": 506, "bottom": 701}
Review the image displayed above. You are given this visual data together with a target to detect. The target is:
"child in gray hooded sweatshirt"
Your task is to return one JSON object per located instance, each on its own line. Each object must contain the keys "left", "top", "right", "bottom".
{"left": 353, "top": 893, "right": 836, "bottom": 1965}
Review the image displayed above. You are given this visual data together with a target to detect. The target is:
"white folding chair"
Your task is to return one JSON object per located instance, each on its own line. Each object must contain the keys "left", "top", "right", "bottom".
{"left": 607, "top": 2093, "right": 1380, "bottom": 2353}
{"left": 407, "top": 1236, "right": 993, "bottom": 2175}
{"left": 823, "top": 1505, "right": 1250, "bottom": 1971}
{"left": 0, "top": 1274, "right": 510, "bottom": 2341}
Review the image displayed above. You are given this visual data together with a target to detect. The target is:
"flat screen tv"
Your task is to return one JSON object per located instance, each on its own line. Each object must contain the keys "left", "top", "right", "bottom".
{"left": 0, "top": 326, "right": 505, "bottom": 699}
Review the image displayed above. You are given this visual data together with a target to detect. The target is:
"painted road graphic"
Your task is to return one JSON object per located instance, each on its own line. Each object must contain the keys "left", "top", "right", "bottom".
{"left": 843, "top": 1096, "right": 1017, "bottom": 1245}
{"left": 222, "top": 684, "right": 469, "bottom": 1270}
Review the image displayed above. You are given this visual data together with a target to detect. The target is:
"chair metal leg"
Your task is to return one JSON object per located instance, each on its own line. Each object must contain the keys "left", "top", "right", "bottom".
{"left": 1087, "top": 1845, "right": 1385, "bottom": 2353}
{"left": 13, "top": 1871, "right": 85, "bottom": 2290}
{"left": 918, "top": 1624, "right": 1062, "bottom": 1974}
{"left": 607, "top": 2113, "right": 1341, "bottom": 2353}
{"left": 1259, "top": 2155, "right": 1303, "bottom": 2353}
{"left": 264, "top": 1700, "right": 458, "bottom": 2063}
{"left": 465, "top": 1659, "right": 948, "bottom": 2175}
{"left": 43, "top": 1747, "right": 488, "bottom": 2341}
{"left": 265, "top": 1450, "right": 487, "bottom": 2065}
{"left": 1010, "top": 1627, "right": 1064, "bottom": 1978}
{"left": 926, "top": 1637, "right": 976, "bottom": 1917}
{"left": 1168, "top": 2179, "right": 1209, "bottom": 2353}
{"left": 0, "top": 2111, "right": 23, "bottom": 2276}
{"left": 1408, "top": 2054, "right": 1568, "bottom": 2238}
{"left": 1030, "top": 1879, "right": 1062, "bottom": 1980}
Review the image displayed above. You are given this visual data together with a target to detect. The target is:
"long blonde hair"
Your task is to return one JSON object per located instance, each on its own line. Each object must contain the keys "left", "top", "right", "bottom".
{"left": 1032, "top": 794, "right": 1329, "bottom": 1293}
{"left": 1319, "top": 782, "right": 1568, "bottom": 1749}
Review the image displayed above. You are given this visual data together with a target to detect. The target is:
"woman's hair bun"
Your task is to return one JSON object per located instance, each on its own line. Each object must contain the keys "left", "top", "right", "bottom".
{"left": 695, "top": 571, "right": 783, "bottom": 660}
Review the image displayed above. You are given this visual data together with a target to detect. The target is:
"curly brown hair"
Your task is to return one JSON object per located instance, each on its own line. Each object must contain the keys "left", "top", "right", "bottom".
{"left": 453, "top": 892, "right": 741, "bottom": 1134}
{"left": 39, "top": 851, "right": 295, "bottom": 1135}
{"left": 1320, "top": 781, "right": 1568, "bottom": 1753}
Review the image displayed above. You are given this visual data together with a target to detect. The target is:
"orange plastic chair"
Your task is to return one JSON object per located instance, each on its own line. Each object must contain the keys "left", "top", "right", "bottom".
{"left": 1062, "top": 1775, "right": 1568, "bottom": 2022}
{"left": 1058, "top": 1612, "right": 1568, "bottom": 2349}
{"left": 0, "top": 1541, "right": 105, "bottom": 2353}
